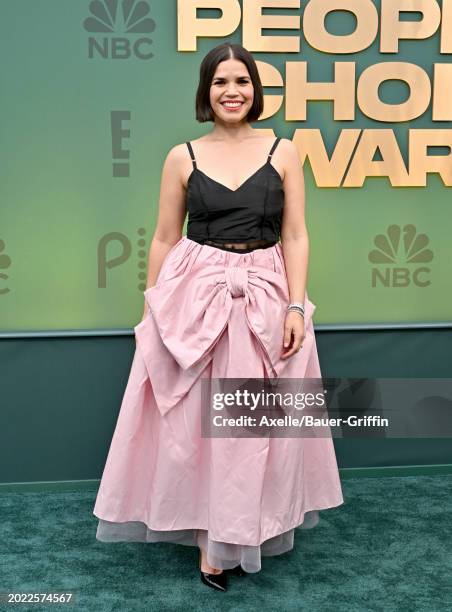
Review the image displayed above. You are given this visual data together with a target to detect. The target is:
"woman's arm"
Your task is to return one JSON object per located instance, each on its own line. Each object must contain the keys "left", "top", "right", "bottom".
{"left": 280, "top": 138, "right": 309, "bottom": 302}
{"left": 279, "top": 138, "right": 309, "bottom": 358}
{"left": 140, "top": 144, "right": 188, "bottom": 321}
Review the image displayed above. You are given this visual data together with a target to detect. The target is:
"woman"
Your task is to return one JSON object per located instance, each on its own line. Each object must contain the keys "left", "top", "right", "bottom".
{"left": 93, "top": 42, "right": 344, "bottom": 592}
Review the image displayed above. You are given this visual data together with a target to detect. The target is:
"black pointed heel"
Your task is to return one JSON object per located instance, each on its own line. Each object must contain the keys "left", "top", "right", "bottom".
{"left": 199, "top": 549, "right": 228, "bottom": 592}
{"left": 200, "top": 570, "right": 228, "bottom": 591}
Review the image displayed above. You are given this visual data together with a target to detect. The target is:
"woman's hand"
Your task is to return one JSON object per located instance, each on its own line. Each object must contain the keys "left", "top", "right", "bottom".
{"left": 281, "top": 310, "right": 306, "bottom": 359}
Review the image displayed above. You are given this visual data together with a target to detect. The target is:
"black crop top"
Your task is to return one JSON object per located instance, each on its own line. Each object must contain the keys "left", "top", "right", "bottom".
{"left": 185, "top": 137, "right": 284, "bottom": 253}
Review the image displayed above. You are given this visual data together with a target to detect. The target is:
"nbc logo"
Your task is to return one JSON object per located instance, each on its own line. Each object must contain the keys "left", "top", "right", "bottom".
{"left": 368, "top": 224, "right": 433, "bottom": 288}
{"left": 83, "top": 0, "right": 156, "bottom": 60}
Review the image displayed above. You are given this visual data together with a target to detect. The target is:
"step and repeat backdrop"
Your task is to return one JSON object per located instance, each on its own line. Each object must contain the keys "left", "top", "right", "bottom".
{"left": 1, "top": 0, "right": 451, "bottom": 330}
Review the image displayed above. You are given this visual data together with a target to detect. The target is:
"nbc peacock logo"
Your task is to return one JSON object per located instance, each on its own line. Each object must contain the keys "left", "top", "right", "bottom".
{"left": 83, "top": 0, "right": 156, "bottom": 60}
{"left": 368, "top": 224, "right": 433, "bottom": 288}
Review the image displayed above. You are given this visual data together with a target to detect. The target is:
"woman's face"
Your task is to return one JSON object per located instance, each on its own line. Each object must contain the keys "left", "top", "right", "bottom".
{"left": 209, "top": 58, "right": 254, "bottom": 123}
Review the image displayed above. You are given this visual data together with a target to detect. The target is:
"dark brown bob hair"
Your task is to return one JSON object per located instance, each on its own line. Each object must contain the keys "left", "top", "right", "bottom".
{"left": 195, "top": 43, "right": 264, "bottom": 123}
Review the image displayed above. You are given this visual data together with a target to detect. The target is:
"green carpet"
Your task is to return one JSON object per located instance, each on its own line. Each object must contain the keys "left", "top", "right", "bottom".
{"left": 1, "top": 475, "right": 451, "bottom": 611}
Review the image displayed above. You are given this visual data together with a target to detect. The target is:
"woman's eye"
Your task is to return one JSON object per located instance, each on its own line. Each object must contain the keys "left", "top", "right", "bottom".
{"left": 213, "top": 80, "right": 249, "bottom": 85}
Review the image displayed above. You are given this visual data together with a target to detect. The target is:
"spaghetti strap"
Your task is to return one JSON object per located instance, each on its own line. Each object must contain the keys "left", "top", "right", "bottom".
{"left": 268, "top": 137, "right": 281, "bottom": 162}
{"left": 186, "top": 142, "right": 197, "bottom": 169}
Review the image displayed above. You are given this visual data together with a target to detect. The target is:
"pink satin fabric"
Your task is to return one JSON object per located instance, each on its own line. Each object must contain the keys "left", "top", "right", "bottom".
{"left": 93, "top": 237, "right": 344, "bottom": 551}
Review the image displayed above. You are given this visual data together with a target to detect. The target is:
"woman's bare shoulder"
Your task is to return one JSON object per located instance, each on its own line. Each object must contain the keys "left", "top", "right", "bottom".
{"left": 165, "top": 141, "right": 191, "bottom": 161}
{"left": 278, "top": 137, "right": 299, "bottom": 162}
{"left": 161, "top": 142, "right": 193, "bottom": 177}
{"left": 278, "top": 137, "right": 296, "bottom": 150}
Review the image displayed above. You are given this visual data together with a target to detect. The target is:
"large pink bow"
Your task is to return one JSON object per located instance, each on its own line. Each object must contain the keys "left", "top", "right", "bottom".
{"left": 134, "top": 264, "right": 316, "bottom": 416}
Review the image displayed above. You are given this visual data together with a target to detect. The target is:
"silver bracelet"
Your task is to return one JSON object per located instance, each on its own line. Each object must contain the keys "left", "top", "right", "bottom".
{"left": 288, "top": 301, "right": 305, "bottom": 312}
{"left": 288, "top": 308, "right": 305, "bottom": 319}
{"left": 287, "top": 302, "right": 305, "bottom": 318}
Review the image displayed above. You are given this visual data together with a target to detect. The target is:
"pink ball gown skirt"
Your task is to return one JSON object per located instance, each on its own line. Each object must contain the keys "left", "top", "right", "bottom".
{"left": 93, "top": 236, "right": 344, "bottom": 573}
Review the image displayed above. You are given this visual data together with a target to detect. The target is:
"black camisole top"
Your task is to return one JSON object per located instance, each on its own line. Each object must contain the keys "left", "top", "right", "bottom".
{"left": 185, "top": 137, "right": 284, "bottom": 253}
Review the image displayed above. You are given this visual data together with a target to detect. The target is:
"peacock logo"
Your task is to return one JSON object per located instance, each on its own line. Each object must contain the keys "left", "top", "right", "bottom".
{"left": 368, "top": 224, "right": 433, "bottom": 287}
{"left": 84, "top": 0, "right": 156, "bottom": 60}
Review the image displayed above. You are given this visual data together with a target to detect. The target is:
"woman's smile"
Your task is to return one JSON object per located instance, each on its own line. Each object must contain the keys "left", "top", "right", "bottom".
{"left": 221, "top": 100, "right": 244, "bottom": 111}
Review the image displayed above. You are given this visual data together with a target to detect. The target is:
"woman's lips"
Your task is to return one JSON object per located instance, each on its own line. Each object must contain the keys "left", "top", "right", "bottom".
{"left": 221, "top": 101, "right": 244, "bottom": 112}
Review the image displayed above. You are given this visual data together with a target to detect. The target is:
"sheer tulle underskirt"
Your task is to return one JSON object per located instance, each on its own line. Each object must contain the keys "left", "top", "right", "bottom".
{"left": 96, "top": 510, "right": 319, "bottom": 573}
